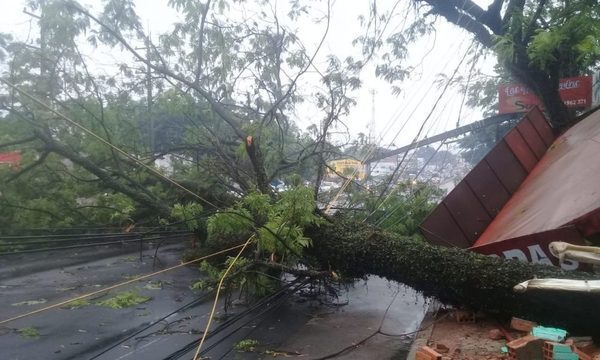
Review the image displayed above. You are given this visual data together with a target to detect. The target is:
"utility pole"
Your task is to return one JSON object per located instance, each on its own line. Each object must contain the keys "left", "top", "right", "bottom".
{"left": 136, "top": 32, "right": 154, "bottom": 156}
{"left": 145, "top": 35, "right": 154, "bottom": 155}
{"left": 366, "top": 89, "right": 377, "bottom": 179}
{"left": 23, "top": 8, "right": 49, "bottom": 100}
{"left": 369, "top": 89, "right": 377, "bottom": 145}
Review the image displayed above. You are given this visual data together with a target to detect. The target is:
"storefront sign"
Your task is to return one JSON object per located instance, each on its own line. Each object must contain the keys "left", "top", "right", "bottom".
{"left": 0, "top": 151, "right": 22, "bottom": 168}
{"left": 498, "top": 76, "right": 592, "bottom": 113}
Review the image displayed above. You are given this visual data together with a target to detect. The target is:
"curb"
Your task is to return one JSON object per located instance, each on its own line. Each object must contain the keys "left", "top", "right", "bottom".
{"left": 407, "top": 301, "right": 440, "bottom": 359}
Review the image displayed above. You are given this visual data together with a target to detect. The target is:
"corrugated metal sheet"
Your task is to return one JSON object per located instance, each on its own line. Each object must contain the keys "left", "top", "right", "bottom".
{"left": 474, "top": 107, "right": 600, "bottom": 245}
{"left": 420, "top": 106, "right": 600, "bottom": 270}
{"left": 420, "top": 107, "right": 554, "bottom": 248}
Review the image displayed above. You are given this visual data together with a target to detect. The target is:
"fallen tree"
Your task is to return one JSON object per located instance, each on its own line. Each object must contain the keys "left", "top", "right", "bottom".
{"left": 306, "top": 217, "right": 600, "bottom": 337}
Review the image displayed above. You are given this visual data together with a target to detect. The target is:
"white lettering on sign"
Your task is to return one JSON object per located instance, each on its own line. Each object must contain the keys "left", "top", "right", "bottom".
{"left": 502, "top": 249, "right": 527, "bottom": 262}
{"left": 559, "top": 258, "right": 579, "bottom": 271}
{"left": 559, "top": 79, "right": 581, "bottom": 90}
{"left": 504, "top": 86, "right": 531, "bottom": 97}
{"left": 499, "top": 246, "right": 579, "bottom": 270}
{"left": 527, "top": 245, "right": 553, "bottom": 265}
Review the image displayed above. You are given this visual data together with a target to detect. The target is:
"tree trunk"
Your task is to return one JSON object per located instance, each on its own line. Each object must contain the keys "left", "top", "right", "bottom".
{"left": 507, "top": 53, "right": 573, "bottom": 129}
{"left": 306, "top": 219, "right": 600, "bottom": 336}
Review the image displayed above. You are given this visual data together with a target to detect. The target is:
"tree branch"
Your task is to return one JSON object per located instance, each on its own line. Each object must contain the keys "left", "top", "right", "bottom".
{"left": 421, "top": 1, "right": 494, "bottom": 48}
{"left": 195, "top": 0, "right": 211, "bottom": 86}
{"left": 6, "top": 151, "right": 49, "bottom": 182}
{"left": 33, "top": 129, "right": 170, "bottom": 216}
{"left": 524, "top": 0, "right": 547, "bottom": 42}
{"left": 70, "top": 3, "right": 246, "bottom": 140}
{"left": 0, "top": 136, "right": 37, "bottom": 150}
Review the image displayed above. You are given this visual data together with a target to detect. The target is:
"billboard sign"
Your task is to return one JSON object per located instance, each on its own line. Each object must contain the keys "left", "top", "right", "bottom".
{"left": 593, "top": 71, "right": 600, "bottom": 107}
{"left": 0, "top": 151, "right": 22, "bottom": 168}
{"left": 498, "top": 76, "right": 592, "bottom": 114}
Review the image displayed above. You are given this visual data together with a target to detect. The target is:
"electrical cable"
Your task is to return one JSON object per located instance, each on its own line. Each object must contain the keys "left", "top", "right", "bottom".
{"left": 0, "top": 230, "right": 189, "bottom": 241}
{"left": 0, "top": 243, "right": 247, "bottom": 326}
{"left": 307, "top": 291, "right": 449, "bottom": 360}
{"left": 192, "top": 235, "right": 255, "bottom": 359}
{"left": 0, "top": 78, "right": 221, "bottom": 210}
{"left": 0, "top": 233, "right": 191, "bottom": 256}
{"left": 324, "top": 35, "right": 464, "bottom": 214}
{"left": 372, "top": 141, "right": 446, "bottom": 228}
{"left": 162, "top": 279, "right": 309, "bottom": 360}
{"left": 87, "top": 291, "right": 215, "bottom": 360}
{"left": 365, "top": 40, "right": 475, "bottom": 220}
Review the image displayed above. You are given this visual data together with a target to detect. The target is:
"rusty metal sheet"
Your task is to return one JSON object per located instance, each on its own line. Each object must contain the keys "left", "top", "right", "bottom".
{"left": 420, "top": 204, "right": 471, "bottom": 248}
{"left": 470, "top": 226, "right": 586, "bottom": 270}
{"left": 528, "top": 107, "right": 556, "bottom": 146}
{"left": 517, "top": 117, "right": 548, "bottom": 159}
{"left": 485, "top": 140, "right": 528, "bottom": 194}
{"left": 442, "top": 184, "right": 492, "bottom": 245}
{"left": 464, "top": 160, "right": 510, "bottom": 217}
{"left": 504, "top": 129, "right": 539, "bottom": 172}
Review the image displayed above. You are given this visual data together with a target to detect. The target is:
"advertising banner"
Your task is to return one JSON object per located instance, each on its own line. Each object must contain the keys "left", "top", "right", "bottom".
{"left": 593, "top": 71, "right": 600, "bottom": 107}
{"left": 0, "top": 151, "right": 22, "bottom": 167}
{"left": 498, "top": 76, "right": 592, "bottom": 114}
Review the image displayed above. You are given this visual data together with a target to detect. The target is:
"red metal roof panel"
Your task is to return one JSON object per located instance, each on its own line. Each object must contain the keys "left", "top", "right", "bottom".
{"left": 464, "top": 160, "right": 511, "bottom": 217}
{"left": 474, "top": 108, "right": 600, "bottom": 246}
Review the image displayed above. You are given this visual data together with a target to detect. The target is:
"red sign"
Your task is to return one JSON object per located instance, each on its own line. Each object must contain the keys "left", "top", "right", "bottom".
{"left": 470, "top": 227, "right": 586, "bottom": 271}
{"left": 498, "top": 76, "right": 592, "bottom": 114}
{"left": 0, "top": 151, "right": 22, "bottom": 168}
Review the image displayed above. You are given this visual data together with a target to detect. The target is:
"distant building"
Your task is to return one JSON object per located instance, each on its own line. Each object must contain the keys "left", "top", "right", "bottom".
{"left": 369, "top": 155, "right": 398, "bottom": 178}
{"left": 327, "top": 158, "right": 366, "bottom": 180}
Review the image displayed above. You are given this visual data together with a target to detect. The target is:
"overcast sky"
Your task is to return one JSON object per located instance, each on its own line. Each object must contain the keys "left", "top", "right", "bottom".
{"left": 0, "top": 0, "right": 498, "bottom": 149}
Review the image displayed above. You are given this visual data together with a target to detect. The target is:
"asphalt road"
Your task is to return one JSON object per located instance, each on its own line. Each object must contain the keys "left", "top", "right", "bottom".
{"left": 0, "top": 239, "right": 427, "bottom": 360}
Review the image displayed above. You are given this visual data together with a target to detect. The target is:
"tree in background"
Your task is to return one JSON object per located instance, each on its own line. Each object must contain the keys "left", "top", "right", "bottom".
{"left": 0, "top": 0, "right": 599, "bottom": 332}
{"left": 363, "top": 0, "right": 600, "bottom": 127}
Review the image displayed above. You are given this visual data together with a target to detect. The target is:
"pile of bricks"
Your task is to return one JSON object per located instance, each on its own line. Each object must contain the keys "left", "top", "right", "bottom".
{"left": 506, "top": 335, "right": 544, "bottom": 359}
{"left": 543, "top": 342, "right": 579, "bottom": 360}
{"left": 504, "top": 317, "right": 595, "bottom": 360}
{"left": 452, "top": 309, "right": 476, "bottom": 324}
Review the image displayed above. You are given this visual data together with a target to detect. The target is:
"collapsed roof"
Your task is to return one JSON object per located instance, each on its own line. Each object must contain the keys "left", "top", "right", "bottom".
{"left": 420, "top": 107, "right": 600, "bottom": 269}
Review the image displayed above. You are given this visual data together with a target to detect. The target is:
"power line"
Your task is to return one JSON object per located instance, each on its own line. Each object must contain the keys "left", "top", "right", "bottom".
{"left": 0, "top": 243, "right": 247, "bottom": 326}
{"left": 0, "top": 78, "right": 220, "bottom": 210}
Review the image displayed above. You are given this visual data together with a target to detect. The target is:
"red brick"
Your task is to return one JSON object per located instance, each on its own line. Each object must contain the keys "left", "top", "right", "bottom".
{"left": 507, "top": 335, "right": 544, "bottom": 360}
{"left": 543, "top": 341, "right": 581, "bottom": 360}
{"left": 453, "top": 310, "right": 476, "bottom": 323}
{"left": 417, "top": 346, "right": 443, "bottom": 360}
{"left": 574, "top": 347, "right": 592, "bottom": 360}
{"left": 489, "top": 328, "right": 505, "bottom": 340}
{"left": 510, "top": 317, "right": 538, "bottom": 333}
{"left": 416, "top": 351, "right": 430, "bottom": 360}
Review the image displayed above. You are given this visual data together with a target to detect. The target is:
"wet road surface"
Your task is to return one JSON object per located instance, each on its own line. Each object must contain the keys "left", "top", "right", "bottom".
{"left": 0, "top": 240, "right": 426, "bottom": 359}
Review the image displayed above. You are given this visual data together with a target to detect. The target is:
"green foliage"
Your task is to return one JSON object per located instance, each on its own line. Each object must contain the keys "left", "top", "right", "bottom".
{"left": 196, "top": 186, "right": 322, "bottom": 300}
{"left": 357, "top": 181, "right": 444, "bottom": 237}
{"left": 62, "top": 299, "right": 91, "bottom": 309}
{"left": 17, "top": 327, "right": 40, "bottom": 340}
{"left": 170, "top": 202, "right": 204, "bottom": 231}
{"left": 234, "top": 339, "right": 260, "bottom": 352}
{"left": 98, "top": 193, "right": 136, "bottom": 223}
{"left": 207, "top": 187, "right": 322, "bottom": 260}
{"left": 207, "top": 208, "right": 254, "bottom": 240}
{"left": 190, "top": 260, "right": 222, "bottom": 291}
{"left": 97, "top": 291, "right": 150, "bottom": 309}
{"left": 527, "top": 4, "right": 600, "bottom": 75}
